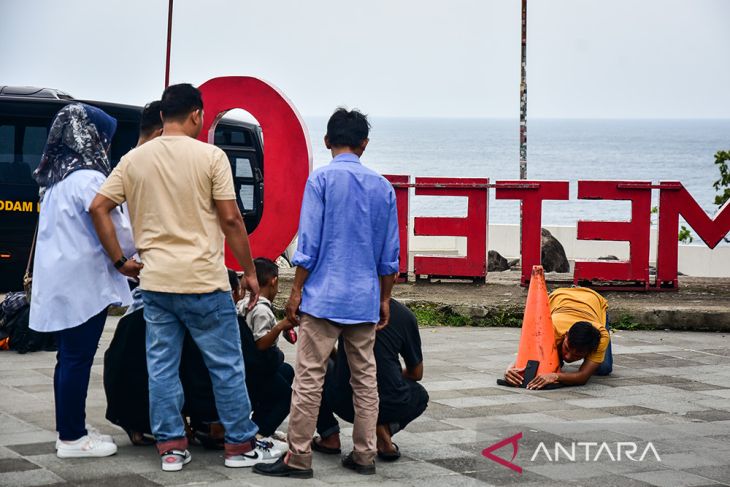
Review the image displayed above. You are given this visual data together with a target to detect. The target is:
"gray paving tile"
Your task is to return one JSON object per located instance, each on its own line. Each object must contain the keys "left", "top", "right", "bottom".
{"left": 73, "top": 473, "right": 162, "bottom": 486}
{"left": 601, "top": 406, "right": 665, "bottom": 416}
{"left": 684, "top": 465, "right": 730, "bottom": 485}
{"left": 6, "top": 442, "right": 57, "bottom": 456}
{"left": 685, "top": 409, "right": 730, "bottom": 422}
{"left": 0, "top": 457, "right": 41, "bottom": 473}
{"left": 626, "top": 469, "right": 725, "bottom": 486}
{"left": 0, "top": 468, "right": 65, "bottom": 487}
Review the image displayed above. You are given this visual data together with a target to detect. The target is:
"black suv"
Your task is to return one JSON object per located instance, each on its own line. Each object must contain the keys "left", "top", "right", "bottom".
{"left": 0, "top": 86, "right": 264, "bottom": 291}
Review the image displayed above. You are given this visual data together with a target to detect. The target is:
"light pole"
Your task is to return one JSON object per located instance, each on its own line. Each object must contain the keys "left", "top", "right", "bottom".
{"left": 519, "top": 0, "right": 527, "bottom": 179}
{"left": 165, "top": 0, "right": 174, "bottom": 89}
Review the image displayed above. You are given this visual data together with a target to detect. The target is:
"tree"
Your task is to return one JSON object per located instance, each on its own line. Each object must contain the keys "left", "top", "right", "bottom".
{"left": 714, "top": 150, "right": 730, "bottom": 243}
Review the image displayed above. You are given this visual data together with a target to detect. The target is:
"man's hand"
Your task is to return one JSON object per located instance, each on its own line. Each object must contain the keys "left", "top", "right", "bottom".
{"left": 376, "top": 299, "right": 390, "bottom": 331}
{"left": 504, "top": 365, "right": 525, "bottom": 387}
{"left": 117, "top": 259, "right": 143, "bottom": 279}
{"left": 286, "top": 288, "right": 302, "bottom": 325}
{"left": 527, "top": 373, "right": 559, "bottom": 390}
{"left": 241, "top": 273, "right": 260, "bottom": 311}
{"left": 276, "top": 317, "right": 297, "bottom": 332}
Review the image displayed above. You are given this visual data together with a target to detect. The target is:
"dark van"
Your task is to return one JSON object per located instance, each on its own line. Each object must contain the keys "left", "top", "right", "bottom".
{"left": 0, "top": 86, "right": 264, "bottom": 292}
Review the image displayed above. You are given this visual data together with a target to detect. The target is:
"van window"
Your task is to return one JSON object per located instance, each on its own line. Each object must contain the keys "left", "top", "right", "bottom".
{"left": 0, "top": 117, "right": 48, "bottom": 185}
{"left": 109, "top": 121, "right": 140, "bottom": 166}
{"left": 234, "top": 156, "right": 255, "bottom": 211}
{"left": 215, "top": 126, "right": 252, "bottom": 147}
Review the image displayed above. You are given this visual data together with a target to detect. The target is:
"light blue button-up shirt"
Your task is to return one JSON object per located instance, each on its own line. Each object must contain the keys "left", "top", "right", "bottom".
{"left": 29, "top": 170, "right": 136, "bottom": 332}
{"left": 292, "top": 153, "right": 400, "bottom": 325}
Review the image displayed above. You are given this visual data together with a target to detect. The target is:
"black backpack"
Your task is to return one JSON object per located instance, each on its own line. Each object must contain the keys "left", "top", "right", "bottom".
{"left": 0, "top": 297, "right": 56, "bottom": 354}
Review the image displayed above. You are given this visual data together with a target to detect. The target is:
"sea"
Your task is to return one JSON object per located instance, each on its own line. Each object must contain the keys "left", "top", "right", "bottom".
{"left": 304, "top": 117, "right": 730, "bottom": 238}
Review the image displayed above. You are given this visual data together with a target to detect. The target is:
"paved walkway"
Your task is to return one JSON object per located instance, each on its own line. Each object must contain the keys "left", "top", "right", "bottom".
{"left": 1, "top": 319, "right": 729, "bottom": 486}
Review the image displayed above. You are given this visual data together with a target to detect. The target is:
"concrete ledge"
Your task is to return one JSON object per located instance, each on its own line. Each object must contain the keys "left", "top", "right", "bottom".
{"left": 276, "top": 268, "right": 730, "bottom": 332}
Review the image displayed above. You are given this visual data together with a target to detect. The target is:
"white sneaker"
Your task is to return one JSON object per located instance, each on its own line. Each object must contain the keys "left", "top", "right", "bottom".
{"left": 55, "top": 425, "right": 115, "bottom": 450}
{"left": 161, "top": 449, "right": 192, "bottom": 472}
{"left": 86, "top": 424, "right": 115, "bottom": 444}
{"left": 224, "top": 440, "right": 283, "bottom": 468}
{"left": 56, "top": 435, "right": 117, "bottom": 458}
{"left": 257, "top": 435, "right": 288, "bottom": 452}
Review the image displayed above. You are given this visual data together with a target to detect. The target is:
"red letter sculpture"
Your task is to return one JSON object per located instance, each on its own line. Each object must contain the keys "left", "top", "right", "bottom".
{"left": 495, "top": 181, "right": 569, "bottom": 286}
{"left": 384, "top": 175, "right": 410, "bottom": 280}
{"left": 197, "top": 77, "right": 311, "bottom": 268}
{"left": 656, "top": 182, "right": 730, "bottom": 289}
{"left": 413, "top": 177, "right": 488, "bottom": 281}
{"left": 573, "top": 181, "right": 652, "bottom": 289}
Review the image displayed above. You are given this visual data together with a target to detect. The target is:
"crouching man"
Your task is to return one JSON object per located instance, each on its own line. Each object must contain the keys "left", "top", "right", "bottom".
{"left": 313, "top": 299, "right": 429, "bottom": 461}
{"left": 504, "top": 287, "right": 612, "bottom": 390}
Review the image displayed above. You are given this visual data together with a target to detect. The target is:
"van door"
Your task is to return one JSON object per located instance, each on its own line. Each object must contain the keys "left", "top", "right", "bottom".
{"left": 0, "top": 115, "right": 46, "bottom": 291}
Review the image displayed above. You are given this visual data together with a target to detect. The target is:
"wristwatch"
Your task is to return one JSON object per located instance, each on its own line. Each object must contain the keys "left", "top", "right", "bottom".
{"left": 113, "top": 256, "right": 128, "bottom": 269}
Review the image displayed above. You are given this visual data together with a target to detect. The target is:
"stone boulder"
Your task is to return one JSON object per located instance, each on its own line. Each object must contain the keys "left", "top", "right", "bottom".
{"left": 488, "top": 250, "right": 510, "bottom": 272}
{"left": 541, "top": 228, "right": 570, "bottom": 273}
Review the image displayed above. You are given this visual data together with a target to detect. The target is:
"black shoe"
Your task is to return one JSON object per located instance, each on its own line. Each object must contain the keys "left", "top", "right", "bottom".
{"left": 341, "top": 452, "right": 376, "bottom": 475}
{"left": 253, "top": 456, "right": 313, "bottom": 479}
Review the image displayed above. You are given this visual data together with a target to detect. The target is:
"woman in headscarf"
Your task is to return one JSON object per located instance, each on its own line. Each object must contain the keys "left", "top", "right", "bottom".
{"left": 29, "top": 103, "right": 138, "bottom": 459}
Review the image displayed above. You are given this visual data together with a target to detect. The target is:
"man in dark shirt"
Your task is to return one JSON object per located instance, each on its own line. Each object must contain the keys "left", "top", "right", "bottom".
{"left": 312, "top": 299, "right": 428, "bottom": 460}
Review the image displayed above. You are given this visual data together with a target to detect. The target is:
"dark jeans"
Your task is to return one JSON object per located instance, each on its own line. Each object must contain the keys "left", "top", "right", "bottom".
{"left": 54, "top": 308, "right": 108, "bottom": 441}
{"left": 595, "top": 321, "right": 613, "bottom": 376}
{"left": 316, "top": 361, "right": 429, "bottom": 438}
{"left": 250, "top": 362, "right": 294, "bottom": 437}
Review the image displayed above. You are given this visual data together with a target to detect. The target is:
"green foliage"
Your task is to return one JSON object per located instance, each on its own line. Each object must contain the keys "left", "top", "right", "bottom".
{"left": 407, "top": 302, "right": 521, "bottom": 327}
{"left": 409, "top": 303, "right": 469, "bottom": 327}
{"left": 612, "top": 314, "right": 642, "bottom": 330}
{"left": 713, "top": 150, "right": 730, "bottom": 208}
{"left": 678, "top": 225, "right": 694, "bottom": 244}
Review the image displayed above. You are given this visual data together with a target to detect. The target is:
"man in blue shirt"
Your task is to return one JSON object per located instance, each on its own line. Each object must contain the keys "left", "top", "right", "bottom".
{"left": 254, "top": 108, "right": 399, "bottom": 479}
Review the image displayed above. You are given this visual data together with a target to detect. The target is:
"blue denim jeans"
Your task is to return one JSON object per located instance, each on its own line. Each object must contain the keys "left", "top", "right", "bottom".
{"left": 141, "top": 290, "right": 258, "bottom": 447}
{"left": 595, "top": 321, "right": 613, "bottom": 376}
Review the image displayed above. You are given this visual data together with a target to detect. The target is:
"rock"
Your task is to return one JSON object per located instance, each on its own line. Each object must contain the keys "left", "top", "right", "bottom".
{"left": 508, "top": 258, "right": 520, "bottom": 268}
{"left": 488, "top": 250, "right": 510, "bottom": 272}
{"left": 541, "top": 228, "right": 570, "bottom": 273}
{"left": 598, "top": 255, "right": 620, "bottom": 261}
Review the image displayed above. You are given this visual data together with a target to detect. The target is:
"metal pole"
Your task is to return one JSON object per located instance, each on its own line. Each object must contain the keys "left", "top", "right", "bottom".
{"left": 519, "top": 0, "right": 527, "bottom": 179}
{"left": 164, "top": 0, "right": 174, "bottom": 89}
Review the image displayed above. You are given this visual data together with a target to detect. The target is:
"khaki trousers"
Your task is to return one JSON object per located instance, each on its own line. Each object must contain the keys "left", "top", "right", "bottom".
{"left": 286, "top": 314, "right": 378, "bottom": 469}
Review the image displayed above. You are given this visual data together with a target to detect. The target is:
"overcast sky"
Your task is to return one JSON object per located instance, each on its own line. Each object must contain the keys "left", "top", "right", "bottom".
{"left": 2, "top": 0, "right": 729, "bottom": 118}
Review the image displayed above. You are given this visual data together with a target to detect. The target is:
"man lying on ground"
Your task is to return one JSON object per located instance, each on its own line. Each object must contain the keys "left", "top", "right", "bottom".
{"left": 504, "top": 287, "right": 613, "bottom": 390}
{"left": 312, "top": 299, "right": 429, "bottom": 461}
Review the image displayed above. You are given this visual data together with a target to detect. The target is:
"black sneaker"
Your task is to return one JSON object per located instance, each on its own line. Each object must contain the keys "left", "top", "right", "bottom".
{"left": 341, "top": 452, "right": 376, "bottom": 475}
{"left": 253, "top": 456, "right": 314, "bottom": 479}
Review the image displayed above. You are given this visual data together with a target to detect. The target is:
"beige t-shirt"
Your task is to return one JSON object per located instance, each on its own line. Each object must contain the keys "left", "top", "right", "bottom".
{"left": 99, "top": 135, "right": 236, "bottom": 293}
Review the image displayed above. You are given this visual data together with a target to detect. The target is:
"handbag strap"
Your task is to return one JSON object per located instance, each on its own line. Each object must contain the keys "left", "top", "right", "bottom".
{"left": 25, "top": 220, "right": 39, "bottom": 276}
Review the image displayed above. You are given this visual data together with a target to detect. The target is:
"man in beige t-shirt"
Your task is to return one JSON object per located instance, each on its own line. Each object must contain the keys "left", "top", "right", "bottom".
{"left": 90, "top": 83, "right": 281, "bottom": 472}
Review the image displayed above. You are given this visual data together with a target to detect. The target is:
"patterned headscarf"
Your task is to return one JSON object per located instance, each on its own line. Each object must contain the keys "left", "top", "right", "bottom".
{"left": 34, "top": 103, "right": 117, "bottom": 195}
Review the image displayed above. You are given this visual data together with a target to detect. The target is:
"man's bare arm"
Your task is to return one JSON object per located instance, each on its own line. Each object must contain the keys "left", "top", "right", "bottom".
{"left": 214, "top": 199, "right": 259, "bottom": 309}
{"left": 286, "top": 266, "right": 310, "bottom": 325}
{"left": 527, "top": 360, "right": 600, "bottom": 389}
{"left": 376, "top": 273, "right": 397, "bottom": 330}
{"left": 403, "top": 362, "right": 424, "bottom": 382}
{"left": 89, "top": 194, "right": 142, "bottom": 278}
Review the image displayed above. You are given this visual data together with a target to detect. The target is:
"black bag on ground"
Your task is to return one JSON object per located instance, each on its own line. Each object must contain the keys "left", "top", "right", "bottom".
{"left": 1, "top": 304, "right": 57, "bottom": 354}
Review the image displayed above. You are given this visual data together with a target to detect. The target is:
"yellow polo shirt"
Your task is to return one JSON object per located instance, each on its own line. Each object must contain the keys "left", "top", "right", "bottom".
{"left": 549, "top": 287, "right": 610, "bottom": 364}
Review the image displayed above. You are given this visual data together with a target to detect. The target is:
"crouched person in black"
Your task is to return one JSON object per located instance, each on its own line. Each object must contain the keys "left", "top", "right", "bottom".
{"left": 104, "top": 265, "right": 294, "bottom": 448}
{"left": 312, "top": 299, "right": 428, "bottom": 461}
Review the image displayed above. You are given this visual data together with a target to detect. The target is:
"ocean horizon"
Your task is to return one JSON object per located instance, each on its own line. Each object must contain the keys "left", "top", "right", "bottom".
{"left": 304, "top": 116, "right": 730, "bottom": 239}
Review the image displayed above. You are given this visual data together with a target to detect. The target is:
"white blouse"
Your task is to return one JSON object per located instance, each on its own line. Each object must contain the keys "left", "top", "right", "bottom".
{"left": 29, "top": 169, "right": 136, "bottom": 332}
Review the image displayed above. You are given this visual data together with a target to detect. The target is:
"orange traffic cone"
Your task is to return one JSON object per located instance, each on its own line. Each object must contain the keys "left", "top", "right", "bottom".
{"left": 514, "top": 265, "right": 560, "bottom": 376}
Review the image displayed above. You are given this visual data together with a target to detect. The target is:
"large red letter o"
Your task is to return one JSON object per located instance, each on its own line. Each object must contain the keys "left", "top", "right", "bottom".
{"left": 197, "top": 76, "right": 312, "bottom": 267}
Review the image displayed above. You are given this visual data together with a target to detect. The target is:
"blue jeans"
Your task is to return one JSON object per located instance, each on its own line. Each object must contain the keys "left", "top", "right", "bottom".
{"left": 141, "top": 290, "right": 258, "bottom": 447}
{"left": 595, "top": 321, "right": 613, "bottom": 376}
